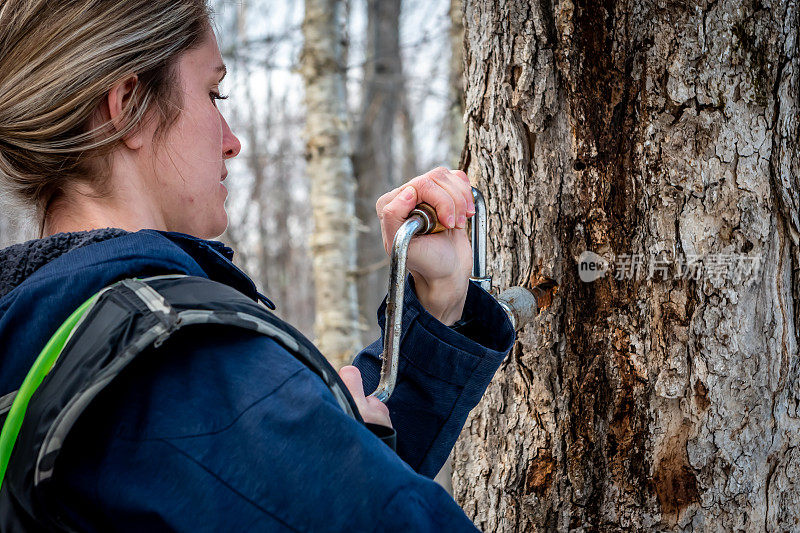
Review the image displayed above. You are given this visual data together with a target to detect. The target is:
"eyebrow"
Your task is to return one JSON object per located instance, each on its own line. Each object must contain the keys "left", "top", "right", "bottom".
{"left": 215, "top": 64, "right": 227, "bottom": 81}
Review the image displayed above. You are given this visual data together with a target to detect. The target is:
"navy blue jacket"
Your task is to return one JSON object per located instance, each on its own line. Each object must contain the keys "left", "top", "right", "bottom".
{"left": 0, "top": 230, "right": 514, "bottom": 532}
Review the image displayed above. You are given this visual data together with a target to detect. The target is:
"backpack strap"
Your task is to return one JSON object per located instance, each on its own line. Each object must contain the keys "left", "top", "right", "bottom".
{"left": 0, "top": 275, "right": 368, "bottom": 531}
{"left": 0, "top": 290, "right": 104, "bottom": 491}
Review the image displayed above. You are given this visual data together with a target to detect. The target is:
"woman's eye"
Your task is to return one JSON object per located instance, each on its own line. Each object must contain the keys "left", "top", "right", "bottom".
{"left": 210, "top": 91, "right": 229, "bottom": 106}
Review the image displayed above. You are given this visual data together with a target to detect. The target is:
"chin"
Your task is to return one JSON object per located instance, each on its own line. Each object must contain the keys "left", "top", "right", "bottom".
{"left": 182, "top": 209, "right": 228, "bottom": 240}
{"left": 205, "top": 212, "right": 229, "bottom": 239}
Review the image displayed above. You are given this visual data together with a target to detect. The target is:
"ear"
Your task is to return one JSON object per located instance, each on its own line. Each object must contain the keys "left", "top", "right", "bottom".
{"left": 106, "top": 75, "right": 144, "bottom": 150}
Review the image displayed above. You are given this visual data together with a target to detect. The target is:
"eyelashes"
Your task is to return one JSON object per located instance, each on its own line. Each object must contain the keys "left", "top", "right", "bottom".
{"left": 210, "top": 91, "right": 229, "bottom": 105}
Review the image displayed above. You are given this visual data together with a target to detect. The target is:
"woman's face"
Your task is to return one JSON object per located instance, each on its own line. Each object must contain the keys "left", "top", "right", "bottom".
{"left": 143, "top": 26, "right": 241, "bottom": 239}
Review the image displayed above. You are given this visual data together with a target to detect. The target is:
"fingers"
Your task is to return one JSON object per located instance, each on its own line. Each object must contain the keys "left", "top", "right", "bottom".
{"left": 376, "top": 185, "right": 420, "bottom": 254}
{"left": 376, "top": 167, "right": 473, "bottom": 243}
{"left": 413, "top": 174, "right": 459, "bottom": 229}
{"left": 339, "top": 366, "right": 392, "bottom": 428}
{"left": 421, "top": 169, "right": 471, "bottom": 229}
{"left": 375, "top": 167, "right": 474, "bottom": 257}
{"left": 452, "top": 170, "right": 475, "bottom": 216}
{"left": 375, "top": 186, "right": 406, "bottom": 218}
{"left": 413, "top": 168, "right": 473, "bottom": 228}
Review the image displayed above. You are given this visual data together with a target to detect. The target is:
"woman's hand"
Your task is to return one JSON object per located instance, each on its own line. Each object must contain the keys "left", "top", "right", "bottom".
{"left": 375, "top": 167, "right": 474, "bottom": 325}
{"left": 339, "top": 366, "right": 392, "bottom": 428}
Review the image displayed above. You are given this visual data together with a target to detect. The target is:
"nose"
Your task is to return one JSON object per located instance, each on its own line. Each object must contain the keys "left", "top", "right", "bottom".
{"left": 221, "top": 114, "right": 241, "bottom": 159}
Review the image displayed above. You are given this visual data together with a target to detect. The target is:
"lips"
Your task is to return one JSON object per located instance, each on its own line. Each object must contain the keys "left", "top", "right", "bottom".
{"left": 220, "top": 172, "right": 228, "bottom": 182}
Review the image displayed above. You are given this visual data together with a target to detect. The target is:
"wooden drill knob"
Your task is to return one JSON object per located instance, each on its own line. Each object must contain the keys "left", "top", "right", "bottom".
{"left": 410, "top": 203, "right": 448, "bottom": 235}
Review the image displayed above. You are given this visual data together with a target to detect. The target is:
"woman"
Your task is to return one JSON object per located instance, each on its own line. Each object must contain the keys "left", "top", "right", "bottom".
{"left": 0, "top": 1, "right": 514, "bottom": 531}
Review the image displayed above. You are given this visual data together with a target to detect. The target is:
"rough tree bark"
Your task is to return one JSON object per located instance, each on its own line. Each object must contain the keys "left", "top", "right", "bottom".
{"left": 300, "top": 0, "right": 361, "bottom": 367}
{"left": 453, "top": 0, "right": 799, "bottom": 530}
{"left": 353, "top": 0, "right": 404, "bottom": 340}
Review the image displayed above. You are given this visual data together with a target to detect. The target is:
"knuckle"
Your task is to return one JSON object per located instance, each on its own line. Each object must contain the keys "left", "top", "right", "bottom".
{"left": 382, "top": 202, "right": 403, "bottom": 219}
{"left": 408, "top": 176, "right": 425, "bottom": 189}
{"left": 424, "top": 178, "right": 440, "bottom": 191}
{"left": 429, "top": 168, "right": 450, "bottom": 182}
{"left": 376, "top": 191, "right": 392, "bottom": 208}
{"left": 414, "top": 177, "right": 437, "bottom": 194}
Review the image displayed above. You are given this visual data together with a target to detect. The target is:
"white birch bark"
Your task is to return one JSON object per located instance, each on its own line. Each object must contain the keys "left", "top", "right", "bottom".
{"left": 300, "top": 0, "right": 361, "bottom": 367}
{"left": 453, "top": 0, "right": 800, "bottom": 530}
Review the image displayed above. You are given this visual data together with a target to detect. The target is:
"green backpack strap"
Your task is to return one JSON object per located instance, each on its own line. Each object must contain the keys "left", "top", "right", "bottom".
{"left": 0, "top": 292, "right": 100, "bottom": 490}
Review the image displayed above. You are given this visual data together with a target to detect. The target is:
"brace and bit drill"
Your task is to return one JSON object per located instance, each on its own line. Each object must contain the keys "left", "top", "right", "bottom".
{"left": 369, "top": 187, "right": 558, "bottom": 402}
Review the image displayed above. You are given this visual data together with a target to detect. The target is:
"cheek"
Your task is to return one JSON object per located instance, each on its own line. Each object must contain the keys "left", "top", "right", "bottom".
{"left": 169, "top": 105, "right": 222, "bottom": 156}
{"left": 195, "top": 119, "right": 225, "bottom": 167}
{"left": 199, "top": 106, "right": 224, "bottom": 142}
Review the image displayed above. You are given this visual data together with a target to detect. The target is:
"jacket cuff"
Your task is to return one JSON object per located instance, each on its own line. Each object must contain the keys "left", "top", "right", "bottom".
{"left": 376, "top": 275, "right": 515, "bottom": 385}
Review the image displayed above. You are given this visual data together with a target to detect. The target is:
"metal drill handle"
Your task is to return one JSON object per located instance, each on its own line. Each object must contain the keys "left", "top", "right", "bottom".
{"left": 369, "top": 188, "right": 484, "bottom": 402}
{"left": 368, "top": 187, "right": 557, "bottom": 402}
{"left": 470, "top": 189, "right": 491, "bottom": 291}
{"left": 369, "top": 210, "right": 427, "bottom": 402}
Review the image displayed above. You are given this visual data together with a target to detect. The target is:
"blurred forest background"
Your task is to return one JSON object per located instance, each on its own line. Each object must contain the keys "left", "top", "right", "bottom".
{"left": 0, "top": 0, "right": 464, "bottom": 351}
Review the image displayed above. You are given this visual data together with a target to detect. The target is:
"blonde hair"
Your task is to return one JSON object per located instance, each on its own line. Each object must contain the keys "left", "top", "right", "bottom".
{"left": 0, "top": 0, "right": 211, "bottom": 228}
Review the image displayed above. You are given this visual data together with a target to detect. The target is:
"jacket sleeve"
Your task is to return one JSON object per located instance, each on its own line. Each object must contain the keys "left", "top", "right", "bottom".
{"left": 53, "top": 328, "right": 481, "bottom": 533}
{"left": 352, "top": 276, "right": 515, "bottom": 478}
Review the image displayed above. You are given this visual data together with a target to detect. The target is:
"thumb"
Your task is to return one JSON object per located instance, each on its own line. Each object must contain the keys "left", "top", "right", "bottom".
{"left": 338, "top": 365, "right": 392, "bottom": 428}
{"left": 338, "top": 365, "right": 366, "bottom": 400}
{"left": 378, "top": 185, "right": 418, "bottom": 254}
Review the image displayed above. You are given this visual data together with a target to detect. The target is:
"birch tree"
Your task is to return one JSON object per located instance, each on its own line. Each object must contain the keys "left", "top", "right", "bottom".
{"left": 452, "top": 0, "right": 799, "bottom": 530}
{"left": 300, "top": 0, "right": 361, "bottom": 366}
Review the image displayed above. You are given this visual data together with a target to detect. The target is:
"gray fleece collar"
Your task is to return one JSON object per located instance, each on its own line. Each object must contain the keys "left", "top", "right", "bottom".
{"left": 0, "top": 228, "right": 128, "bottom": 300}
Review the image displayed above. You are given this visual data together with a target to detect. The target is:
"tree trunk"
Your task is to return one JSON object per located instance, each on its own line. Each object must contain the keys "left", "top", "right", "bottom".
{"left": 448, "top": 0, "right": 466, "bottom": 169}
{"left": 453, "top": 0, "right": 799, "bottom": 530}
{"left": 398, "top": 89, "right": 419, "bottom": 183}
{"left": 353, "top": 0, "right": 404, "bottom": 340}
{"left": 300, "top": 0, "right": 361, "bottom": 367}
